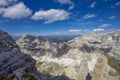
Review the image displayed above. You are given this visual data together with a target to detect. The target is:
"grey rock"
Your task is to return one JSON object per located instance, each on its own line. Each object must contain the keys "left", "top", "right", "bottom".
{"left": 0, "top": 30, "right": 36, "bottom": 79}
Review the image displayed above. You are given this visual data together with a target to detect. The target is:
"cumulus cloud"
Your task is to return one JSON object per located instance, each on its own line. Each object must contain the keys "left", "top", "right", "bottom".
{"left": 99, "top": 24, "right": 111, "bottom": 28}
{"left": 69, "top": 29, "right": 81, "bottom": 33}
{"left": 109, "top": 16, "right": 116, "bottom": 19}
{"left": 93, "top": 28, "right": 104, "bottom": 32}
{"left": 93, "top": 24, "right": 111, "bottom": 32}
{"left": 0, "top": 0, "right": 17, "bottom": 6}
{"left": 56, "top": 0, "right": 75, "bottom": 10}
{"left": 1, "top": 2, "right": 32, "bottom": 19}
{"left": 83, "top": 13, "right": 96, "bottom": 19}
{"left": 89, "top": 2, "right": 96, "bottom": 8}
{"left": 31, "top": 9, "right": 70, "bottom": 24}
{"left": 0, "top": 8, "right": 5, "bottom": 14}
{"left": 0, "top": 0, "right": 8, "bottom": 6}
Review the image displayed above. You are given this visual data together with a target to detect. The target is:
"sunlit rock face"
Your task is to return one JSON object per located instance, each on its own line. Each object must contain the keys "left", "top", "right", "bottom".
{"left": 0, "top": 30, "right": 36, "bottom": 79}
{"left": 16, "top": 34, "right": 58, "bottom": 57}
{"left": 17, "top": 33, "right": 118, "bottom": 80}
{"left": 36, "top": 53, "right": 108, "bottom": 80}
{"left": 100, "top": 32, "right": 120, "bottom": 62}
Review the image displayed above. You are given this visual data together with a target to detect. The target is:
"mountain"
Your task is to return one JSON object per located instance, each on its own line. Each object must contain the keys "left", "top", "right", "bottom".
{"left": 82, "top": 32, "right": 120, "bottom": 61}
{"left": 0, "top": 29, "right": 73, "bottom": 80}
{"left": 16, "top": 32, "right": 120, "bottom": 80}
{"left": 45, "top": 35, "right": 81, "bottom": 43}
{"left": 0, "top": 29, "right": 37, "bottom": 80}
{"left": 16, "top": 34, "right": 58, "bottom": 57}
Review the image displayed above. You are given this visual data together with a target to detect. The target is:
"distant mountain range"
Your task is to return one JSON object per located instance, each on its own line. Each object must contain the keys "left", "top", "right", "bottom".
{"left": 13, "top": 35, "right": 82, "bottom": 43}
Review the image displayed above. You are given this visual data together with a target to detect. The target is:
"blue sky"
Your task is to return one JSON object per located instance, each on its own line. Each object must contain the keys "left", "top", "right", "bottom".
{"left": 0, "top": 0, "right": 120, "bottom": 35}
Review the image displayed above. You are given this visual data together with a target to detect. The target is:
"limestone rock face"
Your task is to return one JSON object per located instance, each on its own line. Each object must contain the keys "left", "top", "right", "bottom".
{"left": 16, "top": 34, "right": 58, "bottom": 57}
{"left": 16, "top": 34, "right": 108, "bottom": 80}
{"left": 100, "top": 32, "right": 120, "bottom": 61}
{"left": 0, "top": 30, "right": 36, "bottom": 79}
{"left": 82, "top": 32, "right": 120, "bottom": 61}
{"left": 92, "top": 54, "right": 108, "bottom": 80}
{"left": 16, "top": 31, "right": 120, "bottom": 80}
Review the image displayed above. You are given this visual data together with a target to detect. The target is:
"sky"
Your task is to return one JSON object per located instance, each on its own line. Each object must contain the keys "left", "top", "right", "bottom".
{"left": 0, "top": 0, "right": 120, "bottom": 35}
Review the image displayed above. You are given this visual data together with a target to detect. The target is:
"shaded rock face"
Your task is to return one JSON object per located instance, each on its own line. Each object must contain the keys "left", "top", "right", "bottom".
{"left": 79, "top": 44, "right": 95, "bottom": 53}
{"left": 0, "top": 30, "right": 36, "bottom": 79}
{"left": 86, "top": 73, "right": 92, "bottom": 80}
{"left": 0, "top": 30, "right": 19, "bottom": 52}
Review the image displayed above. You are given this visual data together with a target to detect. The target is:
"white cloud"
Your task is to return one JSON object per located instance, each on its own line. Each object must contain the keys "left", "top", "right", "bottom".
{"left": 93, "top": 24, "right": 111, "bottom": 32}
{"left": 56, "top": 0, "right": 75, "bottom": 10}
{"left": 99, "top": 19, "right": 104, "bottom": 22}
{"left": 111, "top": 1, "right": 120, "bottom": 8}
{"left": 0, "top": 8, "right": 5, "bottom": 14}
{"left": 89, "top": 2, "right": 96, "bottom": 8}
{"left": 31, "top": 9, "right": 70, "bottom": 24}
{"left": 56, "top": 0, "right": 72, "bottom": 5}
{"left": 83, "top": 13, "right": 96, "bottom": 19}
{"left": 1, "top": 2, "right": 32, "bottom": 19}
{"left": 69, "top": 29, "right": 81, "bottom": 33}
{"left": 99, "top": 24, "right": 111, "bottom": 28}
{"left": 79, "top": 21, "right": 94, "bottom": 26}
{"left": 93, "top": 28, "right": 104, "bottom": 32}
{"left": 0, "top": 0, "right": 8, "bottom": 6}
{"left": 68, "top": 4, "right": 75, "bottom": 10}
{"left": 0, "top": 0, "right": 17, "bottom": 6}
{"left": 109, "top": 16, "right": 116, "bottom": 19}
{"left": 115, "top": 1, "right": 120, "bottom": 6}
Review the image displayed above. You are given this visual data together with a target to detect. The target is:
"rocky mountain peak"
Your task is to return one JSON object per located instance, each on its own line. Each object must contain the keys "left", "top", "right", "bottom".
{"left": 0, "top": 30, "right": 19, "bottom": 52}
{"left": 0, "top": 30, "right": 36, "bottom": 79}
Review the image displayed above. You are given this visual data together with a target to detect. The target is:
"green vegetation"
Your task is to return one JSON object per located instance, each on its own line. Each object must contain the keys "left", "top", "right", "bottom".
{"left": 4, "top": 73, "right": 36, "bottom": 80}
{"left": 22, "top": 72, "right": 36, "bottom": 80}
{"left": 109, "top": 71, "right": 118, "bottom": 76}
{"left": 36, "top": 62, "right": 43, "bottom": 67}
{"left": 108, "top": 57, "right": 120, "bottom": 75}
{"left": 42, "top": 63, "right": 61, "bottom": 76}
{"left": 37, "top": 62, "right": 64, "bottom": 76}
{"left": 103, "top": 53, "right": 120, "bottom": 75}
{"left": 4, "top": 75, "right": 15, "bottom": 80}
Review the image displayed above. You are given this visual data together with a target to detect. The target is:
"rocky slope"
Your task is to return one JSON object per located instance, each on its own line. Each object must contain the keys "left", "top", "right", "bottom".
{"left": 16, "top": 34, "right": 58, "bottom": 57}
{"left": 0, "top": 30, "right": 72, "bottom": 80}
{"left": 16, "top": 32, "right": 120, "bottom": 80}
{"left": 0, "top": 29, "right": 37, "bottom": 80}
{"left": 81, "top": 32, "right": 120, "bottom": 61}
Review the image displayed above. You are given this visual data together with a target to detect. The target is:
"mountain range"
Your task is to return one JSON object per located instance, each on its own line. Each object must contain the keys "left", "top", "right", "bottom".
{"left": 0, "top": 29, "right": 120, "bottom": 80}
